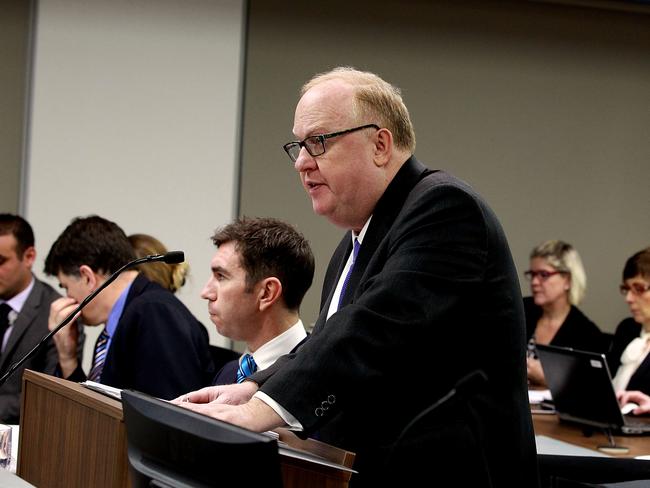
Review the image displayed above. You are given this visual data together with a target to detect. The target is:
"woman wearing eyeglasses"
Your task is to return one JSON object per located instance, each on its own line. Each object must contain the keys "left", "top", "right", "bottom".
{"left": 608, "top": 248, "right": 650, "bottom": 396}
{"left": 524, "top": 240, "right": 604, "bottom": 387}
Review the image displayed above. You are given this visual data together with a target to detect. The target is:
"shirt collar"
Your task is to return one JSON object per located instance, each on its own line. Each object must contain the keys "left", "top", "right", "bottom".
{"left": 244, "top": 319, "right": 307, "bottom": 371}
{"left": 1, "top": 275, "right": 35, "bottom": 315}
{"left": 105, "top": 281, "right": 133, "bottom": 337}
{"left": 352, "top": 217, "right": 372, "bottom": 245}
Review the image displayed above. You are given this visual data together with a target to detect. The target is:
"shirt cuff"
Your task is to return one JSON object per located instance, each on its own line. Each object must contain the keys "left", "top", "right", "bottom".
{"left": 254, "top": 391, "right": 303, "bottom": 431}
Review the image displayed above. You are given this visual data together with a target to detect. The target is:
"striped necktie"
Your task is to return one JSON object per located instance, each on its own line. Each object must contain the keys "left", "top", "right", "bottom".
{"left": 88, "top": 328, "right": 110, "bottom": 382}
{"left": 338, "top": 238, "right": 360, "bottom": 310}
{"left": 236, "top": 354, "right": 257, "bottom": 383}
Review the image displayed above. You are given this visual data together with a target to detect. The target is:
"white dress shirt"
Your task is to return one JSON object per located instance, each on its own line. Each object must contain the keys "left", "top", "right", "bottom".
{"left": 245, "top": 319, "right": 307, "bottom": 371}
{"left": 1, "top": 276, "right": 34, "bottom": 352}
{"left": 256, "top": 218, "right": 372, "bottom": 430}
{"left": 612, "top": 329, "right": 650, "bottom": 392}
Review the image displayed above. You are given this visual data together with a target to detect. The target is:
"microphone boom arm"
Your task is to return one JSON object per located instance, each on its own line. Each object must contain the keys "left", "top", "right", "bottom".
{"left": 0, "top": 252, "right": 182, "bottom": 387}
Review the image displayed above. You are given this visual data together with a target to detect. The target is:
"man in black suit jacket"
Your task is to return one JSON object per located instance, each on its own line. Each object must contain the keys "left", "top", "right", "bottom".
{"left": 177, "top": 68, "right": 538, "bottom": 487}
{"left": 44, "top": 215, "right": 214, "bottom": 400}
{"left": 0, "top": 214, "right": 79, "bottom": 424}
{"left": 204, "top": 218, "right": 313, "bottom": 386}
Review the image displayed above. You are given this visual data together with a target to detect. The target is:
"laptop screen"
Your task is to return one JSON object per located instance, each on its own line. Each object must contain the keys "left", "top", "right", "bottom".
{"left": 536, "top": 344, "right": 624, "bottom": 430}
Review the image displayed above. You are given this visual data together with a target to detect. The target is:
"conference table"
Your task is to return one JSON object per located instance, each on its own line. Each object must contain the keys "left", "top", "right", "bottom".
{"left": 533, "top": 409, "right": 650, "bottom": 485}
{"left": 533, "top": 412, "right": 650, "bottom": 458}
{"left": 17, "top": 370, "right": 355, "bottom": 488}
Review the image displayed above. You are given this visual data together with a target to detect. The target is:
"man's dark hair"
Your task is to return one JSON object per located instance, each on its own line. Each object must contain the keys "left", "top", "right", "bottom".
{"left": 212, "top": 217, "right": 315, "bottom": 311}
{"left": 44, "top": 215, "right": 136, "bottom": 277}
{"left": 0, "top": 213, "right": 35, "bottom": 258}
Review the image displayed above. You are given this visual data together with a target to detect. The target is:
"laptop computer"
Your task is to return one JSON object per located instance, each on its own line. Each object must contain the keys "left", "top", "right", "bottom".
{"left": 536, "top": 344, "right": 650, "bottom": 434}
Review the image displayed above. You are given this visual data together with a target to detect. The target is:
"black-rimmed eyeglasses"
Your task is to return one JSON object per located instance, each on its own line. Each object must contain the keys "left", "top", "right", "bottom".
{"left": 282, "top": 124, "right": 380, "bottom": 162}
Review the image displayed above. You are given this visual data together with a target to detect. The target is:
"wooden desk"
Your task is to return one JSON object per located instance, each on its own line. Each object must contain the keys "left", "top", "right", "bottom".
{"left": 533, "top": 412, "right": 650, "bottom": 457}
{"left": 18, "top": 370, "right": 355, "bottom": 488}
{"left": 533, "top": 413, "right": 650, "bottom": 485}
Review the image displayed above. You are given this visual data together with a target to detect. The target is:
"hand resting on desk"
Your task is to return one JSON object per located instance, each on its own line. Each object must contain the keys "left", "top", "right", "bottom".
{"left": 172, "top": 383, "right": 284, "bottom": 433}
{"left": 617, "top": 390, "right": 650, "bottom": 415}
{"left": 171, "top": 381, "right": 258, "bottom": 406}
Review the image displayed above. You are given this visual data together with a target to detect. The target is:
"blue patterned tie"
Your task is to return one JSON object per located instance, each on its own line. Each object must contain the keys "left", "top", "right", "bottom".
{"left": 236, "top": 354, "right": 257, "bottom": 383}
{"left": 338, "top": 238, "right": 360, "bottom": 310}
{"left": 88, "top": 327, "right": 110, "bottom": 382}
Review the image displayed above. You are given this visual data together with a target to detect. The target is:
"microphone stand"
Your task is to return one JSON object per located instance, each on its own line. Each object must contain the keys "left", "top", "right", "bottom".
{"left": 0, "top": 252, "right": 183, "bottom": 387}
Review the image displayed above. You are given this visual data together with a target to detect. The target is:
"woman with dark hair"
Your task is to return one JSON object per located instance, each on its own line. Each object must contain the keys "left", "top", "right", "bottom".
{"left": 609, "top": 247, "right": 650, "bottom": 396}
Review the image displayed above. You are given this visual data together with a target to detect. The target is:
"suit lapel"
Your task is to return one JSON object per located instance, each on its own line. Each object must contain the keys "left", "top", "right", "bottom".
{"left": 313, "top": 236, "right": 352, "bottom": 332}
{"left": 0, "top": 280, "right": 42, "bottom": 370}
{"left": 338, "top": 157, "right": 431, "bottom": 310}
{"left": 314, "top": 157, "right": 433, "bottom": 326}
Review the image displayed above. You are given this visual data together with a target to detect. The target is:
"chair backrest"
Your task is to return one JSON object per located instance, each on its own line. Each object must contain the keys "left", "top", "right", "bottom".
{"left": 209, "top": 345, "right": 240, "bottom": 371}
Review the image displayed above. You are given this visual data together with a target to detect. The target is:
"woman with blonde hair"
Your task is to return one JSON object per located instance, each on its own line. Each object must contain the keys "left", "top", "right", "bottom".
{"left": 128, "top": 233, "right": 189, "bottom": 293}
{"left": 524, "top": 240, "right": 603, "bottom": 386}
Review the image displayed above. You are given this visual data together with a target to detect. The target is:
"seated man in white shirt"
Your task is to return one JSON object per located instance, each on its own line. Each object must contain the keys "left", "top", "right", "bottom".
{"left": 204, "top": 217, "right": 314, "bottom": 385}
{"left": 0, "top": 213, "right": 84, "bottom": 424}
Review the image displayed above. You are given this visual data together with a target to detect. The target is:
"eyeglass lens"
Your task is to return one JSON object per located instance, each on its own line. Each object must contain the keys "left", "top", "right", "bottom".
{"left": 284, "top": 137, "right": 323, "bottom": 162}
{"left": 524, "top": 270, "right": 562, "bottom": 280}
{"left": 620, "top": 283, "right": 650, "bottom": 296}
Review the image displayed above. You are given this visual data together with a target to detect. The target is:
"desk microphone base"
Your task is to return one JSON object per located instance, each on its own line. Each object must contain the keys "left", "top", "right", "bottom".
{"left": 597, "top": 428, "right": 629, "bottom": 455}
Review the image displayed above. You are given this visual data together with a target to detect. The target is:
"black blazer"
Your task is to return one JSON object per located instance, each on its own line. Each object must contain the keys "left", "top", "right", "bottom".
{"left": 255, "top": 157, "right": 538, "bottom": 487}
{"left": 0, "top": 278, "right": 60, "bottom": 424}
{"left": 67, "top": 274, "right": 214, "bottom": 399}
{"left": 608, "top": 317, "right": 650, "bottom": 395}
{"left": 524, "top": 297, "right": 605, "bottom": 353}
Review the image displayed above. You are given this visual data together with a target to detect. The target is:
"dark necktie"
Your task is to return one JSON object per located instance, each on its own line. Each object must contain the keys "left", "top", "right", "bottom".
{"left": 88, "top": 327, "right": 110, "bottom": 382}
{"left": 338, "top": 238, "right": 360, "bottom": 310}
{"left": 0, "top": 303, "right": 13, "bottom": 351}
{"left": 236, "top": 354, "right": 257, "bottom": 383}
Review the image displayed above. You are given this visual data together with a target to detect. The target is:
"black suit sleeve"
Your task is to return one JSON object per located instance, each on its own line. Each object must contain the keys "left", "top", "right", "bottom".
{"left": 261, "top": 183, "right": 499, "bottom": 433}
{"left": 101, "top": 297, "right": 213, "bottom": 399}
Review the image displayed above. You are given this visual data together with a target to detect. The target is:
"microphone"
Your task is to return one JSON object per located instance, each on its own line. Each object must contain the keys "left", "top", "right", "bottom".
{"left": 0, "top": 251, "right": 185, "bottom": 387}
{"left": 156, "top": 250, "right": 184, "bottom": 264}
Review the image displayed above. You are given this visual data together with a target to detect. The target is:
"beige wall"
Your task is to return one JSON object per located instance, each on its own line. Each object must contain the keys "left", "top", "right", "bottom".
{"left": 240, "top": 0, "right": 650, "bottom": 332}
{"left": 6, "top": 0, "right": 649, "bottom": 357}
{"left": 24, "top": 0, "right": 245, "bottom": 368}
{"left": 0, "top": 0, "right": 31, "bottom": 213}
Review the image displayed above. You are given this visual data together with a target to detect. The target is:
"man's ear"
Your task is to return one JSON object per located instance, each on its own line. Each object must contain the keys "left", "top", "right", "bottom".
{"left": 258, "top": 277, "right": 283, "bottom": 311}
{"left": 21, "top": 246, "right": 36, "bottom": 267}
{"left": 373, "top": 128, "right": 394, "bottom": 167}
{"left": 78, "top": 265, "right": 98, "bottom": 288}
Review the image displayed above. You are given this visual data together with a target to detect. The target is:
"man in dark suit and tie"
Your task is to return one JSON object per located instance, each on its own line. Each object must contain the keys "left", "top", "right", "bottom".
{"left": 177, "top": 68, "right": 539, "bottom": 487}
{"left": 0, "top": 214, "right": 79, "bottom": 424}
{"left": 200, "top": 217, "right": 314, "bottom": 386}
{"left": 44, "top": 215, "right": 214, "bottom": 400}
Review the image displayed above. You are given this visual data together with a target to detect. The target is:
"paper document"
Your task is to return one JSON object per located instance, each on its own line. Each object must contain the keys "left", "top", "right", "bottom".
{"left": 535, "top": 435, "right": 610, "bottom": 457}
{"left": 81, "top": 381, "right": 122, "bottom": 400}
{"left": 528, "top": 389, "right": 552, "bottom": 404}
